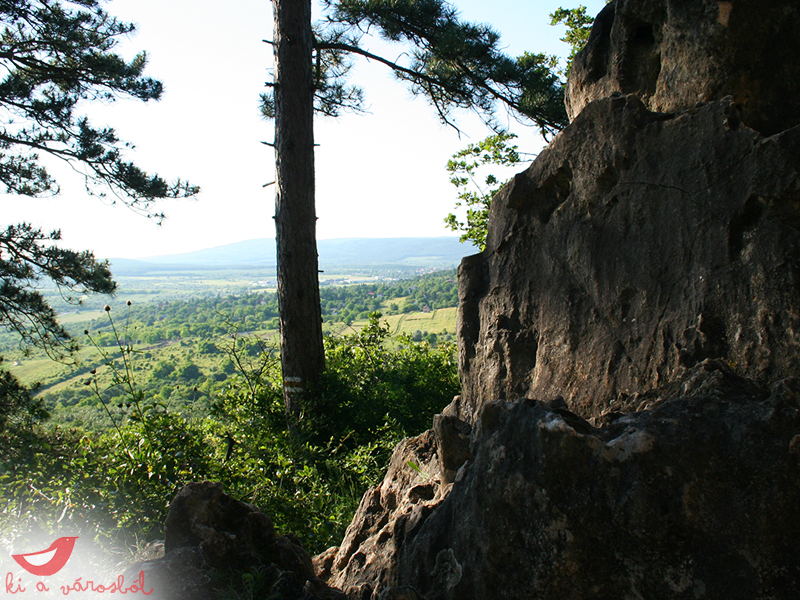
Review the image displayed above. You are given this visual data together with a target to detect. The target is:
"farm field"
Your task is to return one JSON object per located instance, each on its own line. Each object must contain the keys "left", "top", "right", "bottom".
{"left": 3, "top": 268, "right": 460, "bottom": 429}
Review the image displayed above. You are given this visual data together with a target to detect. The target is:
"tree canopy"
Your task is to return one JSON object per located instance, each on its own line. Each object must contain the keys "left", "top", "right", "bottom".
{"left": 264, "top": 0, "right": 571, "bottom": 137}
{"left": 0, "top": 0, "right": 197, "bottom": 207}
{"left": 0, "top": 0, "right": 198, "bottom": 420}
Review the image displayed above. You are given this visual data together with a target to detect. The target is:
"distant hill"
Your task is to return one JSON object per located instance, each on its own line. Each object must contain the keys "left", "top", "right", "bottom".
{"left": 108, "top": 237, "right": 479, "bottom": 275}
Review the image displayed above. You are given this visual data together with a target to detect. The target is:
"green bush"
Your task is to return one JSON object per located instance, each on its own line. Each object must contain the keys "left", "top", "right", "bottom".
{"left": 0, "top": 406, "right": 218, "bottom": 547}
{"left": 0, "top": 313, "right": 460, "bottom": 556}
{"left": 308, "top": 313, "right": 459, "bottom": 448}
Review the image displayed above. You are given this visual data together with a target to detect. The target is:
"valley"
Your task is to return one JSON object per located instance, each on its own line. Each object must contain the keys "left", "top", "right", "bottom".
{"left": 3, "top": 254, "right": 461, "bottom": 429}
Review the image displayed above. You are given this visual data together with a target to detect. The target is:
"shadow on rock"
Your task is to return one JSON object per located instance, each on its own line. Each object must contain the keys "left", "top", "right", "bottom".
{"left": 124, "top": 481, "right": 345, "bottom": 600}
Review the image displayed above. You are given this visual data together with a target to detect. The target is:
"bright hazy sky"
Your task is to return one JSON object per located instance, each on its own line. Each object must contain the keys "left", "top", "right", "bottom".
{"left": 1, "top": 0, "right": 607, "bottom": 260}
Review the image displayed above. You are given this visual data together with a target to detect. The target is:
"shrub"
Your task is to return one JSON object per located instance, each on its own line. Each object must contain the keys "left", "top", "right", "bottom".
{"left": 306, "top": 313, "right": 459, "bottom": 448}
{"left": 0, "top": 313, "right": 460, "bottom": 556}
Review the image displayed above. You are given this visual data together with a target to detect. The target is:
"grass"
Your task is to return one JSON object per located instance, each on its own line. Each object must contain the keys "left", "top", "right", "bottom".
{"left": 328, "top": 307, "right": 458, "bottom": 339}
{"left": 8, "top": 356, "right": 73, "bottom": 386}
{"left": 383, "top": 307, "right": 458, "bottom": 336}
{"left": 56, "top": 309, "right": 107, "bottom": 324}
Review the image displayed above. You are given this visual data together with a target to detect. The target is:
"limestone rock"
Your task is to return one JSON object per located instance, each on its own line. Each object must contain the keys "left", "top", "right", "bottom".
{"left": 124, "top": 546, "right": 214, "bottom": 600}
{"left": 125, "top": 482, "right": 344, "bottom": 600}
{"left": 326, "top": 6, "right": 800, "bottom": 598}
{"left": 565, "top": 0, "right": 800, "bottom": 135}
{"left": 326, "top": 430, "right": 444, "bottom": 596}
{"left": 328, "top": 363, "right": 800, "bottom": 599}
{"left": 163, "top": 481, "right": 277, "bottom": 569}
{"left": 458, "top": 93, "right": 800, "bottom": 422}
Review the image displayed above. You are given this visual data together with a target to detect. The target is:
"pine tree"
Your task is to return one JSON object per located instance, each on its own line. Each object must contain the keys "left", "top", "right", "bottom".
{"left": 267, "top": 0, "right": 569, "bottom": 424}
{"left": 0, "top": 0, "right": 198, "bottom": 424}
{"left": 270, "top": 0, "right": 324, "bottom": 426}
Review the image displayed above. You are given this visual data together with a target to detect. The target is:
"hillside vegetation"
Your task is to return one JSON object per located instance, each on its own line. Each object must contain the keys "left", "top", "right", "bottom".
{"left": 4, "top": 270, "right": 458, "bottom": 424}
{"left": 0, "top": 269, "right": 461, "bottom": 557}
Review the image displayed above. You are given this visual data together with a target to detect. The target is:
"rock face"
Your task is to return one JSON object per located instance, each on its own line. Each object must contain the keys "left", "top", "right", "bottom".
{"left": 457, "top": 93, "right": 800, "bottom": 422}
{"left": 321, "top": 4, "right": 800, "bottom": 598}
{"left": 565, "top": 0, "right": 800, "bottom": 136}
{"left": 327, "top": 364, "right": 800, "bottom": 599}
{"left": 324, "top": 430, "right": 445, "bottom": 599}
{"left": 125, "top": 482, "right": 344, "bottom": 600}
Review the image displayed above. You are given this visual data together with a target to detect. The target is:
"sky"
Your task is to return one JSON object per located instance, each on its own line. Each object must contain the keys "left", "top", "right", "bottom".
{"left": 0, "top": 0, "right": 607, "bottom": 260}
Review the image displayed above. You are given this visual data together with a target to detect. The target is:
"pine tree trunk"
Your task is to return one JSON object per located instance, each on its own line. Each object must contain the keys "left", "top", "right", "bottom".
{"left": 272, "top": 0, "right": 324, "bottom": 426}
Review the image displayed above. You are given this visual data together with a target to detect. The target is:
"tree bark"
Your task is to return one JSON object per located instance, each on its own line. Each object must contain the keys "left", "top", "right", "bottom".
{"left": 272, "top": 0, "right": 324, "bottom": 426}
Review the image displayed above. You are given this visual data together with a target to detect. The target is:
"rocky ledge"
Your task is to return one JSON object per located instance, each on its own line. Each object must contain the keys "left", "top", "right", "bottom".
{"left": 325, "top": 362, "right": 800, "bottom": 600}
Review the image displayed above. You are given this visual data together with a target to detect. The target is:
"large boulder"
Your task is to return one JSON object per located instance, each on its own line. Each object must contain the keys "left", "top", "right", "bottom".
{"left": 326, "top": 363, "right": 800, "bottom": 599}
{"left": 457, "top": 93, "right": 800, "bottom": 422}
{"left": 125, "top": 482, "right": 345, "bottom": 600}
{"left": 565, "top": 0, "right": 800, "bottom": 135}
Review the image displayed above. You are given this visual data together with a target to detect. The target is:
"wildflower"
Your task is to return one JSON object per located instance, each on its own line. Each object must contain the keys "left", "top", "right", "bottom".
{"left": 126, "top": 300, "right": 132, "bottom": 306}
{"left": 104, "top": 305, "right": 111, "bottom": 312}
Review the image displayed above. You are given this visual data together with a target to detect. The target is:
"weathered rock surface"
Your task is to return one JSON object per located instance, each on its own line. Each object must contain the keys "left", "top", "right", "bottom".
{"left": 325, "top": 430, "right": 444, "bottom": 599}
{"left": 326, "top": 363, "right": 800, "bottom": 599}
{"left": 565, "top": 0, "right": 800, "bottom": 135}
{"left": 125, "top": 482, "right": 345, "bottom": 600}
{"left": 457, "top": 93, "right": 800, "bottom": 422}
{"left": 323, "top": 8, "right": 800, "bottom": 595}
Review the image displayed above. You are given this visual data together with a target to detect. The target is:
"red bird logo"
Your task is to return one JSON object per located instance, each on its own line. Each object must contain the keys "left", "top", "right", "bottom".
{"left": 12, "top": 536, "right": 79, "bottom": 577}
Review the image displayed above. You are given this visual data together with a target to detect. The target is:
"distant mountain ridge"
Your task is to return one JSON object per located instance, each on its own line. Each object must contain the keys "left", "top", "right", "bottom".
{"left": 108, "top": 237, "right": 479, "bottom": 275}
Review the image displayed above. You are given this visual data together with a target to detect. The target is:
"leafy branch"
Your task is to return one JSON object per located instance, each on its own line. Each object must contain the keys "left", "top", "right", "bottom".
{"left": 0, "top": 0, "right": 199, "bottom": 211}
{"left": 444, "top": 132, "right": 532, "bottom": 250}
{"left": 261, "top": 0, "right": 570, "bottom": 136}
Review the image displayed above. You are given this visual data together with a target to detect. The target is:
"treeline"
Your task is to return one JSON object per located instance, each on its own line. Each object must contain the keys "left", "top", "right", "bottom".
{"left": 36, "top": 270, "right": 458, "bottom": 428}
{"left": 320, "top": 271, "right": 458, "bottom": 323}
{"left": 74, "top": 269, "right": 458, "bottom": 347}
